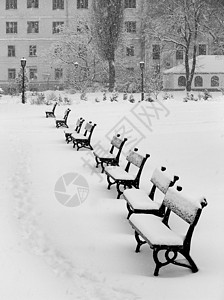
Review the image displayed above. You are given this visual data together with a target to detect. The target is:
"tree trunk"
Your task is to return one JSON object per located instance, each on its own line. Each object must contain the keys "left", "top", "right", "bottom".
{"left": 108, "top": 59, "right": 115, "bottom": 92}
{"left": 186, "top": 80, "right": 192, "bottom": 92}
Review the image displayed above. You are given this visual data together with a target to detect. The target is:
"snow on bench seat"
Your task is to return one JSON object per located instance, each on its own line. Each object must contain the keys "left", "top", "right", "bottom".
{"left": 129, "top": 214, "right": 184, "bottom": 246}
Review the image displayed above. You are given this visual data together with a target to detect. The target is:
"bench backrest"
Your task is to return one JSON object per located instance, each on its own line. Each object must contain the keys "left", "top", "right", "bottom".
{"left": 52, "top": 102, "right": 57, "bottom": 113}
{"left": 83, "top": 122, "right": 97, "bottom": 140}
{"left": 125, "top": 148, "right": 150, "bottom": 186}
{"left": 148, "top": 167, "right": 179, "bottom": 215}
{"left": 75, "top": 117, "right": 85, "bottom": 133}
{"left": 162, "top": 186, "right": 207, "bottom": 250}
{"left": 63, "top": 108, "right": 71, "bottom": 121}
{"left": 110, "top": 134, "right": 128, "bottom": 162}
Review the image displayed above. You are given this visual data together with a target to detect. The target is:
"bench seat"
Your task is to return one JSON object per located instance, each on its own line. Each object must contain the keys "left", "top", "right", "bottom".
{"left": 104, "top": 166, "right": 136, "bottom": 181}
{"left": 124, "top": 188, "right": 161, "bottom": 210}
{"left": 130, "top": 214, "right": 184, "bottom": 246}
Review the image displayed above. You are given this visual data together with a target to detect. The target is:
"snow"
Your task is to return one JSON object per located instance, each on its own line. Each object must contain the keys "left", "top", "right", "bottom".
{"left": 0, "top": 91, "right": 224, "bottom": 300}
{"left": 164, "top": 55, "right": 224, "bottom": 74}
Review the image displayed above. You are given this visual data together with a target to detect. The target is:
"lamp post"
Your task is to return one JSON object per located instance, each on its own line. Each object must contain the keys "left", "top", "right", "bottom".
{"left": 20, "top": 57, "right": 26, "bottom": 104}
{"left": 139, "top": 61, "right": 145, "bottom": 101}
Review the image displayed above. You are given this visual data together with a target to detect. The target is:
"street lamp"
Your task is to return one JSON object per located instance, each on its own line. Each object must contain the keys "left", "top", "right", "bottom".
{"left": 74, "top": 61, "right": 78, "bottom": 68}
{"left": 139, "top": 61, "right": 145, "bottom": 101}
{"left": 20, "top": 57, "right": 27, "bottom": 104}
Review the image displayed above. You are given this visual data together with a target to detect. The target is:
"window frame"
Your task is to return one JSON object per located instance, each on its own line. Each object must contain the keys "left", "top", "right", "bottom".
{"left": 6, "top": 22, "right": 17, "bottom": 34}
{"left": 27, "top": 21, "right": 39, "bottom": 33}
{"left": 77, "top": 0, "right": 88, "bottom": 9}
{"left": 194, "top": 75, "right": 203, "bottom": 87}
{"left": 124, "top": 0, "right": 136, "bottom": 8}
{"left": 6, "top": 0, "right": 17, "bottom": 10}
{"left": 29, "top": 67, "right": 38, "bottom": 80}
{"left": 211, "top": 75, "right": 219, "bottom": 87}
{"left": 178, "top": 75, "right": 186, "bottom": 87}
{"left": 126, "top": 45, "right": 134, "bottom": 56}
{"left": 8, "top": 68, "right": 16, "bottom": 80}
{"left": 55, "top": 68, "right": 63, "bottom": 80}
{"left": 53, "top": 0, "right": 64, "bottom": 10}
{"left": 125, "top": 21, "right": 136, "bottom": 33}
{"left": 152, "top": 44, "right": 160, "bottom": 60}
{"left": 8, "top": 45, "right": 16, "bottom": 57}
{"left": 27, "top": 0, "right": 39, "bottom": 8}
{"left": 29, "top": 45, "right": 37, "bottom": 57}
{"left": 52, "top": 21, "right": 64, "bottom": 34}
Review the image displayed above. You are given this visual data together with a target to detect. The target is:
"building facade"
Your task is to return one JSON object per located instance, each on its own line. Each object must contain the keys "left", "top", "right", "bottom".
{"left": 0, "top": 0, "right": 147, "bottom": 92}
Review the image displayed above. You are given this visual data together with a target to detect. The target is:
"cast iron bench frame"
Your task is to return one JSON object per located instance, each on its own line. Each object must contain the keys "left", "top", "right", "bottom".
{"left": 64, "top": 117, "right": 85, "bottom": 143}
{"left": 45, "top": 102, "right": 57, "bottom": 118}
{"left": 129, "top": 186, "right": 207, "bottom": 276}
{"left": 72, "top": 121, "right": 97, "bottom": 151}
{"left": 55, "top": 108, "right": 71, "bottom": 128}
{"left": 93, "top": 134, "right": 128, "bottom": 173}
{"left": 104, "top": 148, "right": 150, "bottom": 199}
{"left": 124, "top": 166, "right": 179, "bottom": 219}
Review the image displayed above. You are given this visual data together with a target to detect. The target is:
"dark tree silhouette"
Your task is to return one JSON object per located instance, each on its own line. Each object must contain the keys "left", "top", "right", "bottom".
{"left": 91, "top": 0, "right": 124, "bottom": 91}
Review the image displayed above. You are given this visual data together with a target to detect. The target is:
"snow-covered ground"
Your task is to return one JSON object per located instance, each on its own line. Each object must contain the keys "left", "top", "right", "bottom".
{"left": 0, "top": 91, "right": 224, "bottom": 300}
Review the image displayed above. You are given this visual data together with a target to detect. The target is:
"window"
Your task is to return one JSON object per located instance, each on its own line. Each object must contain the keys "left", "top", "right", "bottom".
{"left": 153, "top": 64, "right": 160, "bottom": 74}
{"left": 126, "top": 46, "right": 134, "bottom": 56}
{"left": 178, "top": 76, "right": 186, "bottom": 87}
{"left": 52, "top": 22, "right": 64, "bottom": 34}
{"left": 6, "top": 0, "right": 17, "bottom": 9}
{"left": 27, "top": 21, "right": 39, "bottom": 33}
{"left": 176, "top": 46, "right": 184, "bottom": 60}
{"left": 27, "top": 0, "right": 38, "bottom": 8}
{"left": 211, "top": 75, "right": 219, "bottom": 87}
{"left": 198, "top": 44, "right": 206, "bottom": 55}
{"left": 194, "top": 76, "right": 203, "bottom": 87}
{"left": 53, "top": 0, "right": 64, "bottom": 9}
{"left": 152, "top": 44, "right": 160, "bottom": 60}
{"left": 8, "top": 68, "right": 16, "bottom": 80}
{"left": 125, "top": 21, "right": 136, "bottom": 33}
{"left": 29, "top": 67, "right": 37, "bottom": 80}
{"left": 6, "top": 22, "right": 17, "bottom": 34}
{"left": 77, "top": 0, "right": 88, "bottom": 9}
{"left": 29, "top": 45, "right": 37, "bottom": 56}
{"left": 126, "top": 67, "right": 134, "bottom": 72}
{"left": 8, "top": 45, "right": 15, "bottom": 57}
{"left": 55, "top": 68, "right": 63, "bottom": 80}
{"left": 124, "top": 0, "right": 136, "bottom": 8}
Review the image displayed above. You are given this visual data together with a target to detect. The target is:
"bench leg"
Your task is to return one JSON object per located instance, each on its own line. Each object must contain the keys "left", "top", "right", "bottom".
{"left": 153, "top": 248, "right": 178, "bottom": 276}
{"left": 134, "top": 231, "right": 147, "bottom": 253}
{"left": 126, "top": 202, "right": 133, "bottom": 219}
{"left": 106, "top": 175, "right": 116, "bottom": 190}
{"left": 178, "top": 250, "right": 198, "bottom": 273}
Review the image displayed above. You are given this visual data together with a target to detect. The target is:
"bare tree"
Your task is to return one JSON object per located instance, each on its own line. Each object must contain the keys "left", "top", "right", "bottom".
{"left": 145, "top": 0, "right": 224, "bottom": 91}
{"left": 91, "top": 0, "right": 124, "bottom": 91}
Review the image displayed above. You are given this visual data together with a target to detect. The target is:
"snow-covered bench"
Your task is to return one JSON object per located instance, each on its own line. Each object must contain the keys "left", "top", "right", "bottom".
{"left": 129, "top": 186, "right": 207, "bottom": 276}
{"left": 45, "top": 101, "right": 57, "bottom": 118}
{"left": 104, "top": 148, "right": 150, "bottom": 199}
{"left": 64, "top": 117, "right": 85, "bottom": 143}
{"left": 93, "top": 134, "right": 128, "bottom": 173}
{"left": 55, "top": 108, "right": 71, "bottom": 128}
{"left": 72, "top": 121, "right": 97, "bottom": 151}
{"left": 123, "top": 167, "right": 179, "bottom": 219}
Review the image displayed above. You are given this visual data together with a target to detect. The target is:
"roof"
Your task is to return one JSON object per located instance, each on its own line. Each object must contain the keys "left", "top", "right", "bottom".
{"left": 163, "top": 55, "right": 224, "bottom": 74}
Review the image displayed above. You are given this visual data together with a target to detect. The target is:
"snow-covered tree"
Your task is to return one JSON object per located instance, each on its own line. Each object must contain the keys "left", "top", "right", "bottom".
{"left": 145, "top": 0, "right": 224, "bottom": 91}
{"left": 91, "top": 0, "right": 124, "bottom": 91}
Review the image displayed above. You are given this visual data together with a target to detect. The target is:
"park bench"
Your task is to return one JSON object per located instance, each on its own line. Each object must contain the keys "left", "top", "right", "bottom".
{"left": 93, "top": 134, "right": 128, "bottom": 173}
{"left": 64, "top": 117, "right": 85, "bottom": 143}
{"left": 129, "top": 185, "right": 207, "bottom": 276}
{"left": 45, "top": 102, "right": 57, "bottom": 118}
{"left": 55, "top": 108, "right": 71, "bottom": 128}
{"left": 123, "top": 166, "right": 179, "bottom": 219}
{"left": 104, "top": 148, "right": 150, "bottom": 199}
{"left": 71, "top": 121, "right": 97, "bottom": 151}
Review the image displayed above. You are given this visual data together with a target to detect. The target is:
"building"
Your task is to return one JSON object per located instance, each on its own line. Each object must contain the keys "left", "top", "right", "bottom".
{"left": 163, "top": 55, "right": 224, "bottom": 91}
{"left": 0, "top": 0, "right": 147, "bottom": 92}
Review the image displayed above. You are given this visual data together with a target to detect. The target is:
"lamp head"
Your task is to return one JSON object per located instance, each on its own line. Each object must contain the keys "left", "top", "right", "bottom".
{"left": 139, "top": 61, "right": 145, "bottom": 70}
{"left": 20, "top": 57, "right": 27, "bottom": 68}
{"left": 74, "top": 62, "right": 78, "bottom": 68}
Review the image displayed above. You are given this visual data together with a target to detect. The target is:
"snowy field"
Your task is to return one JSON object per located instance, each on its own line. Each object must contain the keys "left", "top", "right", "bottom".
{"left": 0, "top": 91, "right": 224, "bottom": 300}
